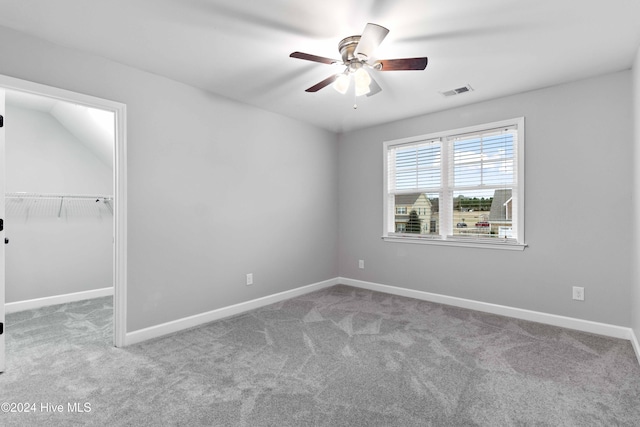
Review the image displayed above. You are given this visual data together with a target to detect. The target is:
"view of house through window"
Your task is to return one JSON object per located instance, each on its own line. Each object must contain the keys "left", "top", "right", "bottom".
{"left": 384, "top": 118, "right": 524, "bottom": 248}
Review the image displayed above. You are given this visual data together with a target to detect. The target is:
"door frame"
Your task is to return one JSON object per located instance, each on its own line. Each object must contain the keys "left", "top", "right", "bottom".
{"left": 0, "top": 74, "right": 127, "bottom": 348}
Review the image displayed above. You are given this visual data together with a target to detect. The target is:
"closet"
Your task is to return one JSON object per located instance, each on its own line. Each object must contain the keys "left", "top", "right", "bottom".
{"left": 4, "top": 91, "right": 113, "bottom": 307}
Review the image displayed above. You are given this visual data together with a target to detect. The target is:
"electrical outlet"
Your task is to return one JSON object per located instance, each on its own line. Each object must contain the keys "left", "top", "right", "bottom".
{"left": 358, "top": 260, "right": 364, "bottom": 269}
{"left": 572, "top": 286, "right": 584, "bottom": 301}
{"left": 246, "top": 273, "right": 253, "bottom": 286}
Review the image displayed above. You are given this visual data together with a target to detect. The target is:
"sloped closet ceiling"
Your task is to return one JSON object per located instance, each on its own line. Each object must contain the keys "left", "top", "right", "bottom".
{"left": 5, "top": 90, "right": 113, "bottom": 169}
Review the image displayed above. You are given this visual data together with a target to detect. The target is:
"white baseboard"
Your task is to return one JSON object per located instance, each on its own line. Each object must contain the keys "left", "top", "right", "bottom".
{"left": 124, "top": 278, "right": 338, "bottom": 346}
{"left": 631, "top": 328, "right": 640, "bottom": 365}
{"left": 339, "top": 277, "right": 634, "bottom": 341}
{"left": 5, "top": 287, "right": 114, "bottom": 314}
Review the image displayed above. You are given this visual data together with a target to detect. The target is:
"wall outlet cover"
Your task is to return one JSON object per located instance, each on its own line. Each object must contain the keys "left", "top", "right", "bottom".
{"left": 572, "top": 286, "right": 584, "bottom": 301}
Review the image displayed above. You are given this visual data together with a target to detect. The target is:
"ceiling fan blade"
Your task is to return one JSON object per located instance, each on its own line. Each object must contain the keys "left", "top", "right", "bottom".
{"left": 354, "top": 23, "right": 389, "bottom": 59}
{"left": 305, "top": 75, "right": 339, "bottom": 92}
{"left": 376, "top": 57, "right": 428, "bottom": 71}
{"left": 366, "top": 75, "right": 382, "bottom": 97}
{"left": 290, "top": 51, "right": 339, "bottom": 65}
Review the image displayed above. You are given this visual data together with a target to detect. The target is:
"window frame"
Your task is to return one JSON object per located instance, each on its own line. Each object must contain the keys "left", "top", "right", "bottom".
{"left": 382, "top": 117, "right": 526, "bottom": 251}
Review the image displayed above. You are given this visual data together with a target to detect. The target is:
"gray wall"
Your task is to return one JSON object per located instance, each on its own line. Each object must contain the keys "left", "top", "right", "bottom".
{"left": 4, "top": 105, "right": 113, "bottom": 302}
{"left": 633, "top": 46, "right": 640, "bottom": 341}
{"left": 0, "top": 23, "right": 636, "bottom": 336}
{"left": 0, "top": 26, "right": 339, "bottom": 331}
{"left": 338, "top": 71, "right": 634, "bottom": 327}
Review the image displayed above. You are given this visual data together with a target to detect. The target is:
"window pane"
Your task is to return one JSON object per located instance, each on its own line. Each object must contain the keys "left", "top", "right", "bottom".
{"left": 454, "top": 164, "right": 481, "bottom": 187}
{"left": 482, "top": 159, "right": 514, "bottom": 186}
{"left": 451, "top": 188, "right": 513, "bottom": 238}
{"left": 394, "top": 143, "right": 440, "bottom": 190}
{"left": 453, "top": 131, "right": 515, "bottom": 188}
{"left": 394, "top": 193, "right": 439, "bottom": 235}
{"left": 454, "top": 137, "right": 483, "bottom": 163}
{"left": 483, "top": 134, "right": 514, "bottom": 157}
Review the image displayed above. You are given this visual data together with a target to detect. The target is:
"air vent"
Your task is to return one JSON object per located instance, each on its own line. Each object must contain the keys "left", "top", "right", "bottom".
{"left": 440, "top": 85, "right": 474, "bottom": 97}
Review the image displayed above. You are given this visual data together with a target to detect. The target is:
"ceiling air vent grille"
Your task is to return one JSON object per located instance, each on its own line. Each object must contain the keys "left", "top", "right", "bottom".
{"left": 440, "top": 85, "right": 473, "bottom": 97}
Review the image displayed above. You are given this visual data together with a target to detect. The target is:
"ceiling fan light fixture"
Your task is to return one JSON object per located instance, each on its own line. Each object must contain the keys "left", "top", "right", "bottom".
{"left": 354, "top": 67, "right": 372, "bottom": 96}
{"left": 333, "top": 73, "right": 350, "bottom": 94}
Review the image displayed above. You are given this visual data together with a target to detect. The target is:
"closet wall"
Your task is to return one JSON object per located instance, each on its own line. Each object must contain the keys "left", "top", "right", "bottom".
{"left": 5, "top": 101, "right": 113, "bottom": 303}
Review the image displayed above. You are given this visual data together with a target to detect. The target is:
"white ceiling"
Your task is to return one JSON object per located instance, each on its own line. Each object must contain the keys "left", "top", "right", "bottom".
{"left": 1, "top": 0, "right": 639, "bottom": 133}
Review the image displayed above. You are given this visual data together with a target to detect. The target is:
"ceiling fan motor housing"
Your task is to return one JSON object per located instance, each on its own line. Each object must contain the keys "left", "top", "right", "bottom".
{"left": 339, "top": 36, "right": 362, "bottom": 64}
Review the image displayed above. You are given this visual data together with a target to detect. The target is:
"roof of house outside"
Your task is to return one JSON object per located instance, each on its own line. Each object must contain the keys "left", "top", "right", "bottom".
{"left": 489, "top": 189, "right": 512, "bottom": 221}
{"left": 395, "top": 194, "right": 432, "bottom": 206}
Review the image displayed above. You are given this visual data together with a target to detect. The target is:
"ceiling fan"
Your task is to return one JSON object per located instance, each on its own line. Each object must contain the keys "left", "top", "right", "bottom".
{"left": 290, "top": 23, "right": 428, "bottom": 97}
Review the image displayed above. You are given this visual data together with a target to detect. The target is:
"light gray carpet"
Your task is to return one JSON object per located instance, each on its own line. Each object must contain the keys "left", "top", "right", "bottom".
{"left": 1, "top": 284, "right": 640, "bottom": 426}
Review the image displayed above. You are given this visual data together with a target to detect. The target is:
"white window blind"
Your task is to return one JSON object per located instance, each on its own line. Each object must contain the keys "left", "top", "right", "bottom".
{"left": 383, "top": 118, "right": 525, "bottom": 250}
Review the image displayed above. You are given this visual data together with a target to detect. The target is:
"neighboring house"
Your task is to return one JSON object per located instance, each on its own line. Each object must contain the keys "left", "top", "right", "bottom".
{"left": 489, "top": 189, "right": 513, "bottom": 237}
{"left": 394, "top": 194, "right": 433, "bottom": 233}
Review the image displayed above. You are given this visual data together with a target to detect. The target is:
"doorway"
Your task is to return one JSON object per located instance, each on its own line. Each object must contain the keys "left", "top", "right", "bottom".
{"left": 0, "top": 75, "right": 127, "bottom": 372}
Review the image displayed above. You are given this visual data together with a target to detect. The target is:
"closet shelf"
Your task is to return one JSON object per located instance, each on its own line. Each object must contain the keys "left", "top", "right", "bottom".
{"left": 6, "top": 192, "right": 113, "bottom": 200}
{"left": 5, "top": 193, "right": 114, "bottom": 218}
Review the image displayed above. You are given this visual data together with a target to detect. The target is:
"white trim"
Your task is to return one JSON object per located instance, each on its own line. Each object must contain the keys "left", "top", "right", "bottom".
{"left": 0, "top": 73, "right": 127, "bottom": 348}
{"left": 124, "top": 278, "right": 338, "bottom": 346}
{"left": 112, "top": 97, "right": 127, "bottom": 348}
{"left": 339, "top": 277, "right": 634, "bottom": 341}
{"left": 631, "top": 328, "right": 640, "bottom": 366}
{"left": 382, "top": 236, "right": 527, "bottom": 251}
{"left": 5, "top": 287, "right": 114, "bottom": 314}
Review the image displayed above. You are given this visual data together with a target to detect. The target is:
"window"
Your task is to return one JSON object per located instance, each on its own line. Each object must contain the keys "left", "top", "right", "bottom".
{"left": 383, "top": 118, "right": 525, "bottom": 250}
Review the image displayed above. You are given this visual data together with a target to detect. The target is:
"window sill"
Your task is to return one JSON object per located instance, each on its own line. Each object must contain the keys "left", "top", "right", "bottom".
{"left": 382, "top": 235, "right": 527, "bottom": 251}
